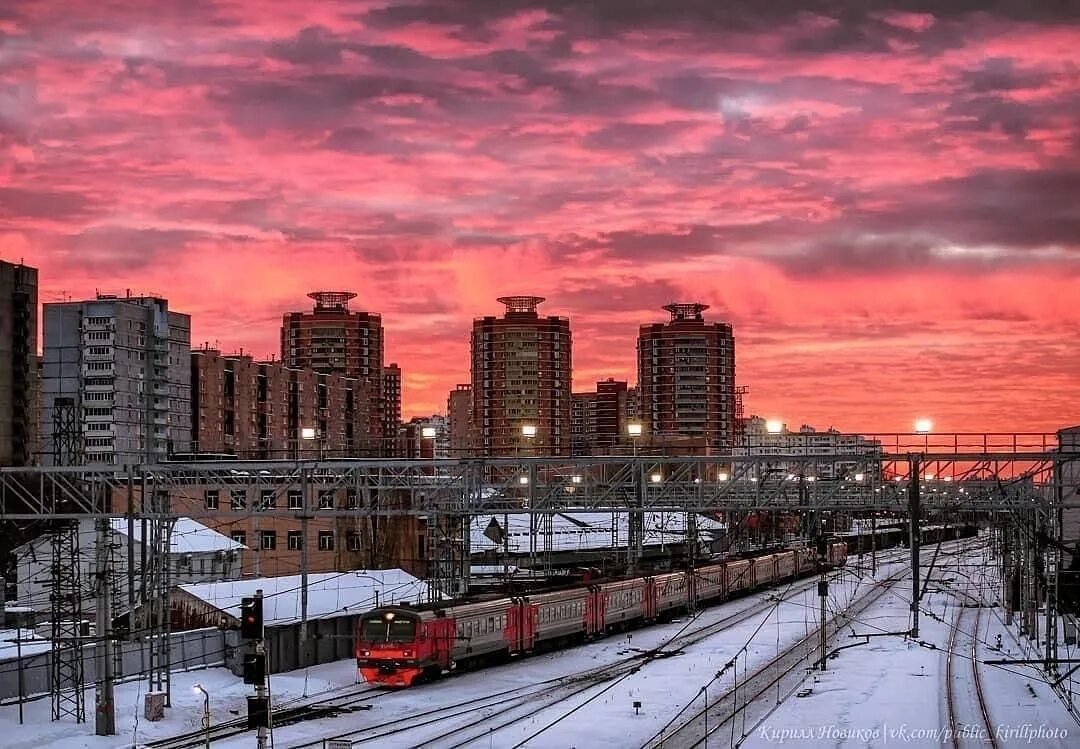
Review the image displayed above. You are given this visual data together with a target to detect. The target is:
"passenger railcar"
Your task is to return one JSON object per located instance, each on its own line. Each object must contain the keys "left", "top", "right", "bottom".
{"left": 357, "top": 541, "right": 850, "bottom": 687}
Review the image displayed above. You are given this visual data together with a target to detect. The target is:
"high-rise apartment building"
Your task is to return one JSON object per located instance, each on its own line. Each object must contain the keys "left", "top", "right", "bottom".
{"left": 382, "top": 363, "right": 402, "bottom": 453}
{"left": 0, "top": 261, "right": 38, "bottom": 466}
{"left": 637, "top": 303, "right": 736, "bottom": 452}
{"left": 41, "top": 294, "right": 191, "bottom": 466}
{"left": 570, "top": 391, "right": 596, "bottom": 456}
{"left": 471, "top": 296, "right": 571, "bottom": 456}
{"left": 447, "top": 383, "right": 472, "bottom": 457}
{"left": 281, "top": 291, "right": 389, "bottom": 453}
{"left": 572, "top": 379, "right": 630, "bottom": 454}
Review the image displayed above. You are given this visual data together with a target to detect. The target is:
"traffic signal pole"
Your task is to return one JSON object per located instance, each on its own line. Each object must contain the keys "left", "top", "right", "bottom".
{"left": 240, "top": 590, "right": 269, "bottom": 749}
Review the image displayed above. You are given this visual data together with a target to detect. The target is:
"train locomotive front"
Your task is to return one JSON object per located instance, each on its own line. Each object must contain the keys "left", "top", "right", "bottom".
{"left": 356, "top": 607, "right": 437, "bottom": 687}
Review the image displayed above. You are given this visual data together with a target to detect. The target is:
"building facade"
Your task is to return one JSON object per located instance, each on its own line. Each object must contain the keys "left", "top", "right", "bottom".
{"left": 165, "top": 484, "right": 427, "bottom": 579}
{"left": 447, "top": 383, "right": 473, "bottom": 457}
{"left": 281, "top": 291, "right": 391, "bottom": 454}
{"left": 40, "top": 294, "right": 191, "bottom": 466}
{"left": 14, "top": 517, "right": 243, "bottom": 615}
{"left": 398, "top": 415, "right": 450, "bottom": 459}
{"left": 737, "top": 416, "right": 882, "bottom": 480}
{"left": 471, "top": 296, "right": 572, "bottom": 456}
{"left": 0, "top": 261, "right": 37, "bottom": 466}
{"left": 191, "top": 348, "right": 381, "bottom": 458}
{"left": 382, "top": 363, "right": 402, "bottom": 454}
{"left": 637, "top": 303, "right": 736, "bottom": 452}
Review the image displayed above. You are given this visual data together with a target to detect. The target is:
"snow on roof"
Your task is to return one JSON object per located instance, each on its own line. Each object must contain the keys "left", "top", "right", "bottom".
{"left": 0, "top": 628, "right": 51, "bottom": 660}
{"left": 177, "top": 569, "right": 436, "bottom": 625}
{"left": 471, "top": 511, "right": 725, "bottom": 555}
{"left": 111, "top": 517, "right": 246, "bottom": 553}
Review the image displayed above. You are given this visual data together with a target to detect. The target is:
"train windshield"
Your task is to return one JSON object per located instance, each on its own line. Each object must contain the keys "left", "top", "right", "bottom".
{"left": 361, "top": 615, "right": 416, "bottom": 642}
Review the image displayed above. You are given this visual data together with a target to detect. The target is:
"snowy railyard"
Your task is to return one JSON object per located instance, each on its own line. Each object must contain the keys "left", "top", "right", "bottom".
{"left": 2, "top": 538, "right": 1076, "bottom": 748}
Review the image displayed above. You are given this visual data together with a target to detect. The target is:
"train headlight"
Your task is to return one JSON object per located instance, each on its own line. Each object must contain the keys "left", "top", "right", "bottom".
{"left": 361, "top": 650, "right": 370, "bottom": 656}
{"left": 403, "top": 650, "right": 412, "bottom": 657}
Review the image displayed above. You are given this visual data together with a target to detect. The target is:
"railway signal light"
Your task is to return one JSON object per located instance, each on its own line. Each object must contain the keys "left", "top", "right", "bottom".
{"left": 246, "top": 695, "right": 270, "bottom": 729}
{"left": 243, "top": 653, "right": 266, "bottom": 685}
{"left": 240, "top": 596, "right": 263, "bottom": 640}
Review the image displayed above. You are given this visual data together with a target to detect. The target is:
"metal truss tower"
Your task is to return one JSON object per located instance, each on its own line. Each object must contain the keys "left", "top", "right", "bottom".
{"left": 50, "top": 522, "right": 85, "bottom": 723}
{"left": 145, "top": 487, "right": 175, "bottom": 706}
{"left": 51, "top": 397, "right": 82, "bottom": 466}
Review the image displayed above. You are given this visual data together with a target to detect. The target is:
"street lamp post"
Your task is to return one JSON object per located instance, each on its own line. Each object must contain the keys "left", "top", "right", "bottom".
{"left": 627, "top": 422, "right": 643, "bottom": 457}
{"left": 516, "top": 424, "right": 537, "bottom": 585}
{"left": 193, "top": 684, "right": 210, "bottom": 749}
{"left": 298, "top": 427, "right": 318, "bottom": 667}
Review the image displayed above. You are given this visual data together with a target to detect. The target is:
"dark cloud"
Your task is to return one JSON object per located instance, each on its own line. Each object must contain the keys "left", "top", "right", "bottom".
{"left": 363, "top": 1, "right": 1080, "bottom": 48}
{"left": 268, "top": 26, "right": 348, "bottom": 65}
{"left": 945, "top": 94, "right": 1034, "bottom": 138}
{"left": 583, "top": 121, "right": 694, "bottom": 151}
{"left": 962, "top": 58, "right": 1052, "bottom": 93}
{"left": 54, "top": 226, "right": 209, "bottom": 271}
{"left": 0, "top": 187, "right": 97, "bottom": 221}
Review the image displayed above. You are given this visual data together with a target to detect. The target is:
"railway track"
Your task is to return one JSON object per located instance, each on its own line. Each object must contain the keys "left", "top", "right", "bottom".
{"left": 639, "top": 570, "right": 910, "bottom": 749}
{"left": 288, "top": 558, "right": 910, "bottom": 749}
{"left": 944, "top": 573, "right": 998, "bottom": 749}
{"left": 151, "top": 543, "right": 955, "bottom": 749}
{"left": 143, "top": 684, "right": 385, "bottom": 749}
{"left": 641, "top": 536, "right": 988, "bottom": 749}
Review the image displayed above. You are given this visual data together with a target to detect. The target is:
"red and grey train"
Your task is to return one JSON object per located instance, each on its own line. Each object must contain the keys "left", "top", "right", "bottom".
{"left": 356, "top": 541, "right": 847, "bottom": 687}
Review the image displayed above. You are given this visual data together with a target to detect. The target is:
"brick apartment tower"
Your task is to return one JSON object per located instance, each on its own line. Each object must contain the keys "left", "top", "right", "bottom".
{"left": 637, "top": 303, "right": 736, "bottom": 451}
{"left": 382, "top": 363, "right": 402, "bottom": 452}
{"left": 447, "top": 383, "right": 473, "bottom": 457}
{"left": 281, "top": 292, "right": 389, "bottom": 455}
{"left": 572, "top": 379, "right": 629, "bottom": 454}
{"left": 0, "top": 261, "right": 38, "bottom": 466}
{"left": 471, "top": 296, "right": 571, "bottom": 456}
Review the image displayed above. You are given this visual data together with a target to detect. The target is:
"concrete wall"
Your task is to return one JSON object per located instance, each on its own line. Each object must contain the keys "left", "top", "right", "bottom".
{"left": 0, "top": 627, "right": 225, "bottom": 703}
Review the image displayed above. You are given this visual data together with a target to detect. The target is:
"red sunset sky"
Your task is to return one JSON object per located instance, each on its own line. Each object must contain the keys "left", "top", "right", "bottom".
{"left": 0, "top": 1, "right": 1077, "bottom": 433}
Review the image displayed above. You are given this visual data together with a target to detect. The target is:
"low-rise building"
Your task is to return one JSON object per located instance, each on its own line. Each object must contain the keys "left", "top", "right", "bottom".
{"left": 13, "top": 517, "right": 244, "bottom": 615}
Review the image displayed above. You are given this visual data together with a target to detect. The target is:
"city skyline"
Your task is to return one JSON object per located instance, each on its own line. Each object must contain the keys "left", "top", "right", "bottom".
{"left": 1, "top": 2, "right": 1077, "bottom": 433}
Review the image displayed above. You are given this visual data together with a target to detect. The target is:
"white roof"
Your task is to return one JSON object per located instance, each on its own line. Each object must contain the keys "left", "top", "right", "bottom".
{"left": 471, "top": 511, "right": 725, "bottom": 554}
{"left": 177, "top": 569, "right": 436, "bottom": 625}
{"left": 111, "top": 517, "right": 246, "bottom": 553}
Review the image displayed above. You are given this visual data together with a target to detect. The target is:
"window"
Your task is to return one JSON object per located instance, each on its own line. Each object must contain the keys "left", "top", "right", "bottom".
{"left": 318, "top": 490, "right": 335, "bottom": 510}
{"left": 231, "top": 531, "right": 246, "bottom": 546}
{"left": 230, "top": 490, "right": 246, "bottom": 510}
{"left": 286, "top": 490, "right": 302, "bottom": 510}
{"left": 317, "top": 531, "right": 334, "bottom": 551}
{"left": 259, "top": 489, "right": 276, "bottom": 510}
{"left": 287, "top": 530, "right": 303, "bottom": 550}
{"left": 346, "top": 490, "right": 359, "bottom": 509}
{"left": 347, "top": 533, "right": 361, "bottom": 551}
{"left": 204, "top": 490, "right": 219, "bottom": 510}
{"left": 261, "top": 531, "right": 276, "bottom": 550}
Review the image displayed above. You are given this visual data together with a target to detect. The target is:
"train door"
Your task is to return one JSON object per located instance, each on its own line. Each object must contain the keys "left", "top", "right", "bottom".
{"left": 506, "top": 599, "right": 524, "bottom": 653}
{"left": 643, "top": 578, "right": 658, "bottom": 620}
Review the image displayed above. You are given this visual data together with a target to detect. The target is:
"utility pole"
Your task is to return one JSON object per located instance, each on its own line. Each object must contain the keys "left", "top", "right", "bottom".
{"left": 871, "top": 511, "right": 877, "bottom": 576}
{"left": 242, "top": 590, "right": 269, "bottom": 749}
{"left": 94, "top": 519, "right": 116, "bottom": 735}
{"left": 299, "top": 467, "right": 310, "bottom": 669}
{"left": 818, "top": 538, "right": 829, "bottom": 671}
{"left": 909, "top": 453, "right": 921, "bottom": 638}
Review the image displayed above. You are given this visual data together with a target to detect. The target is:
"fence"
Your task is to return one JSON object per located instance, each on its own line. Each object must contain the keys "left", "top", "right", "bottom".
{"left": 0, "top": 628, "right": 226, "bottom": 704}
{"left": 226, "top": 615, "right": 359, "bottom": 676}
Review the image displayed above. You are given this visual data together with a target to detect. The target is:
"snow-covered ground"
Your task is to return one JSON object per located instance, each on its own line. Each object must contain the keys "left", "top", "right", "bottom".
{"left": 2, "top": 540, "right": 1074, "bottom": 748}
{"left": 743, "top": 544, "right": 1077, "bottom": 749}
